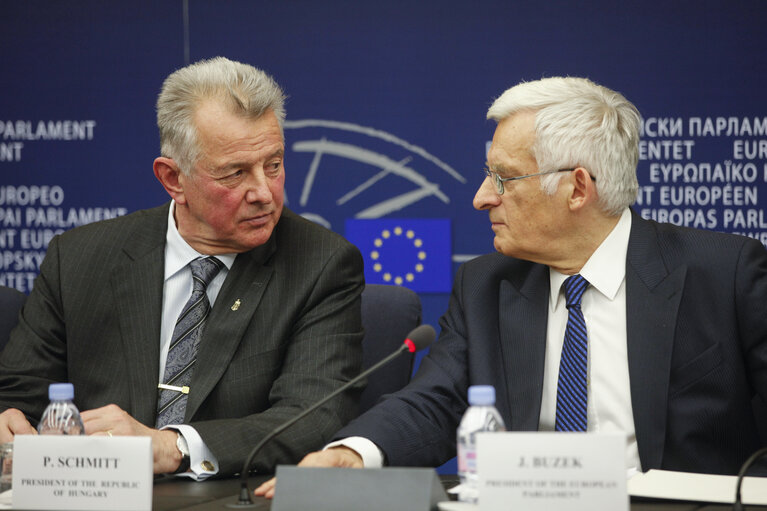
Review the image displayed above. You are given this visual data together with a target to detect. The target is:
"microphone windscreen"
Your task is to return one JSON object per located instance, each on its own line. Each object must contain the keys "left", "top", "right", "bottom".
{"left": 404, "top": 324, "right": 436, "bottom": 352}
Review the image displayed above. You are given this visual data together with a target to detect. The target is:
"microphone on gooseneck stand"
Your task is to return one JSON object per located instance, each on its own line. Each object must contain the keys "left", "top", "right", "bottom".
{"left": 228, "top": 324, "right": 437, "bottom": 508}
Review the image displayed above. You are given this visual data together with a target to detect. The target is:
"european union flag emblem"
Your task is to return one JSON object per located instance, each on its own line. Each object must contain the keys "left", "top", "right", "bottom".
{"left": 345, "top": 218, "right": 451, "bottom": 292}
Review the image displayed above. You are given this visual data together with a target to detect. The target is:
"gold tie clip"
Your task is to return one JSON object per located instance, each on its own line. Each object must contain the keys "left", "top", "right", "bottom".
{"left": 158, "top": 383, "right": 190, "bottom": 394}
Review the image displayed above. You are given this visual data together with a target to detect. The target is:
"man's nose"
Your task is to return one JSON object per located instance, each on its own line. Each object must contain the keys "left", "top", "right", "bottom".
{"left": 473, "top": 176, "right": 500, "bottom": 211}
{"left": 244, "top": 171, "right": 273, "bottom": 204}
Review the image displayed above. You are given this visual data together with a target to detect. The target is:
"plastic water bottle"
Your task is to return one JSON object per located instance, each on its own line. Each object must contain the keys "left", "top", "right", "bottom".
{"left": 37, "top": 383, "right": 85, "bottom": 435}
{"left": 457, "top": 385, "right": 506, "bottom": 503}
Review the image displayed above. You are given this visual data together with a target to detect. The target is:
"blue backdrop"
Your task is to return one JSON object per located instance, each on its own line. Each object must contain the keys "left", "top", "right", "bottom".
{"left": 2, "top": 0, "right": 766, "bottom": 472}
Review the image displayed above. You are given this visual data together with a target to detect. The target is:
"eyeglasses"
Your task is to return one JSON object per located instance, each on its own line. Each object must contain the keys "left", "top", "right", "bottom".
{"left": 482, "top": 167, "right": 594, "bottom": 195}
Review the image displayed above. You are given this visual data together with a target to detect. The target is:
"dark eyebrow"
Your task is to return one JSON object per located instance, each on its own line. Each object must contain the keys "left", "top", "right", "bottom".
{"left": 217, "top": 148, "right": 285, "bottom": 172}
{"left": 217, "top": 162, "right": 248, "bottom": 173}
{"left": 262, "top": 148, "right": 285, "bottom": 166}
{"left": 263, "top": 148, "right": 284, "bottom": 161}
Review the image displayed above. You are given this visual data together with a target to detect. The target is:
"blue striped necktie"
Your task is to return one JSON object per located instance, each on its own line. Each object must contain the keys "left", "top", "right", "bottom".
{"left": 555, "top": 274, "right": 590, "bottom": 432}
{"left": 155, "top": 256, "right": 223, "bottom": 428}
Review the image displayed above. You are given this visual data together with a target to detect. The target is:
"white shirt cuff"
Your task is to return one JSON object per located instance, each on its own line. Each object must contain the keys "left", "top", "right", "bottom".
{"left": 162, "top": 424, "right": 219, "bottom": 480}
{"left": 325, "top": 436, "right": 384, "bottom": 468}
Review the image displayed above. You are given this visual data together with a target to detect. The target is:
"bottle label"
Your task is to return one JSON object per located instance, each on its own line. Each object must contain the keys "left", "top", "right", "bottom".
{"left": 458, "top": 449, "right": 477, "bottom": 474}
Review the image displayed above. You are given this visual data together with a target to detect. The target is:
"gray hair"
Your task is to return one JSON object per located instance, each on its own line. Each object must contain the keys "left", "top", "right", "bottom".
{"left": 487, "top": 77, "right": 640, "bottom": 216}
{"left": 157, "top": 56, "right": 286, "bottom": 175}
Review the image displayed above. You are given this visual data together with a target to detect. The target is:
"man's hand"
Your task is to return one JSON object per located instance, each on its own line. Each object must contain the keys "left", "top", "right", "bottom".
{"left": 81, "top": 404, "right": 182, "bottom": 474}
{"left": 254, "top": 446, "right": 363, "bottom": 499}
{"left": 0, "top": 408, "right": 37, "bottom": 442}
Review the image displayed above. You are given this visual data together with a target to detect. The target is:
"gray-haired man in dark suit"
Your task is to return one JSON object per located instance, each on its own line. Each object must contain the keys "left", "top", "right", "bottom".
{"left": 0, "top": 57, "right": 364, "bottom": 479}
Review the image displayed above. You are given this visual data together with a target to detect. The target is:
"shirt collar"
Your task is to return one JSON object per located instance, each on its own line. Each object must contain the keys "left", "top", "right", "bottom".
{"left": 164, "top": 201, "right": 237, "bottom": 281}
{"left": 549, "top": 208, "right": 632, "bottom": 310}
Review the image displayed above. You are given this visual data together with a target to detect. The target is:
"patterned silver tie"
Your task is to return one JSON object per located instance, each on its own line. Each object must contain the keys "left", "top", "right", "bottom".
{"left": 155, "top": 256, "right": 223, "bottom": 428}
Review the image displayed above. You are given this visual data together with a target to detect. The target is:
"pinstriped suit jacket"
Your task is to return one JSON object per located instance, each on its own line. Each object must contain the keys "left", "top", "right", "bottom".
{"left": 0, "top": 203, "right": 364, "bottom": 476}
{"left": 335, "top": 210, "right": 767, "bottom": 475}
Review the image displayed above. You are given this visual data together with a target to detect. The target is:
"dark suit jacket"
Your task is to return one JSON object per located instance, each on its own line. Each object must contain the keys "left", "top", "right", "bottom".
{"left": 335, "top": 211, "right": 767, "bottom": 475}
{"left": 0, "top": 287, "right": 25, "bottom": 351}
{"left": 0, "top": 203, "right": 365, "bottom": 476}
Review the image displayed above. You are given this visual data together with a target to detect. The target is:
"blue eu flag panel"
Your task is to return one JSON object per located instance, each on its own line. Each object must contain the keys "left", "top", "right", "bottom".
{"left": 345, "top": 219, "right": 452, "bottom": 293}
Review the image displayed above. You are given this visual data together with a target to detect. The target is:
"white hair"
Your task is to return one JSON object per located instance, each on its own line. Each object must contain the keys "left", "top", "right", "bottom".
{"left": 487, "top": 77, "right": 640, "bottom": 216}
{"left": 157, "top": 57, "right": 286, "bottom": 175}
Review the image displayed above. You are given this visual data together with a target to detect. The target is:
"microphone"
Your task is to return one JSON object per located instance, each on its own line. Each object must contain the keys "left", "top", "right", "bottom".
{"left": 228, "top": 324, "right": 436, "bottom": 508}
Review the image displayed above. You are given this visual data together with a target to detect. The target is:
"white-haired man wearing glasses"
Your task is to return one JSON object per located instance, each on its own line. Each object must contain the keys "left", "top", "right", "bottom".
{"left": 258, "top": 76, "right": 767, "bottom": 497}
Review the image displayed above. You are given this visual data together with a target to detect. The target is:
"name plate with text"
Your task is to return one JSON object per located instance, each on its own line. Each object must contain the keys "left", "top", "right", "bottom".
{"left": 13, "top": 435, "right": 152, "bottom": 510}
{"left": 477, "top": 432, "right": 627, "bottom": 511}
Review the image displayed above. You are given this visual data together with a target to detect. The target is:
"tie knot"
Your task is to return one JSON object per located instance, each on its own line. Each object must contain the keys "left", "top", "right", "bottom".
{"left": 189, "top": 257, "right": 223, "bottom": 291}
{"left": 564, "top": 274, "right": 589, "bottom": 309}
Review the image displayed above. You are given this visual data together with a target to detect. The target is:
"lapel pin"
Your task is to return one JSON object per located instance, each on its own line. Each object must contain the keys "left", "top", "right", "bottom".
{"left": 231, "top": 299, "right": 241, "bottom": 311}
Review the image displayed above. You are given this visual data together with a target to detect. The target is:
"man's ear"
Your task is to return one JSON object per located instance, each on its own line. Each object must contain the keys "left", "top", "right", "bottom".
{"left": 153, "top": 157, "right": 187, "bottom": 205}
{"left": 568, "top": 167, "right": 597, "bottom": 211}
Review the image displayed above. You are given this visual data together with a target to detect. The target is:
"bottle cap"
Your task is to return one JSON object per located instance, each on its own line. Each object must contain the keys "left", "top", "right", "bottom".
{"left": 48, "top": 383, "right": 75, "bottom": 401}
{"left": 468, "top": 385, "right": 495, "bottom": 406}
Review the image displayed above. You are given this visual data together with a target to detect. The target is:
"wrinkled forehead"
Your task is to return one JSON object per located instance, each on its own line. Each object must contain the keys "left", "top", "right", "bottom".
{"left": 487, "top": 112, "right": 538, "bottom": 171}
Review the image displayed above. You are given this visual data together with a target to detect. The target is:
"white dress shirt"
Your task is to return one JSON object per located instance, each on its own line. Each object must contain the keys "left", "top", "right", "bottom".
{"left": 335, "top": 209, "right": 641, "bottom": 472}
{"left": 539, "top": 208, "right": 640, "bottom": 472}
{"left": 159, "top": 202, "right": 237, "bottom": 480}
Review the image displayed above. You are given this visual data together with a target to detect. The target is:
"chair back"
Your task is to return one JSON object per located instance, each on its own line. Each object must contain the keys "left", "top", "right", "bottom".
{"left": 0, "top": 286, "right": 26, "bottom": 352}
{"left": 359, "top": 284, "right": 422, "bottom": 413}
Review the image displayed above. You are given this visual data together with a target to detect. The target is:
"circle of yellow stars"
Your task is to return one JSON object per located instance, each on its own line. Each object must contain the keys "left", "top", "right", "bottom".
{"left": 370, "top": 226, "right": 426, "bottom": 286}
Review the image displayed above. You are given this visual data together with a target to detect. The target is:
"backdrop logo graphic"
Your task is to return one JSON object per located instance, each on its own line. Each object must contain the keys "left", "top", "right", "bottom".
{"left": 345, "top": 218, "right": 451, "bottom": 292}
{"left": 283, "top": 119, "right": 466, "bottom": 231}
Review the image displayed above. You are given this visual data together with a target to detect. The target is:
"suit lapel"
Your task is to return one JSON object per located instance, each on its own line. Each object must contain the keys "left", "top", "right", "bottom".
{"left": 185, "top": 237, "right": 277, "bottom": 420}
{"left": 498, "top": 262, "right": 549, "bottom": 431}
{"left": 110, "top": 205, "right": 168, "bottom": 425}
{"left": 625, "top": 213, "right": 686, "bottom": 470}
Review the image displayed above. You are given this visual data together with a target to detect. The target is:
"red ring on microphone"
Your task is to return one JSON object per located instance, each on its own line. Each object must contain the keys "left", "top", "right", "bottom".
{"left": 404, "top": 339, "right": 417, "bottom": 353}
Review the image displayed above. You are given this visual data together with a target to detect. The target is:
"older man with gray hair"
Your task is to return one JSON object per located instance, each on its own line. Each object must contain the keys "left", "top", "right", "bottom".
{"left": 0, "top": 57, "right": 364, "bottom": 479}
{"left": 258, "top": 76, "right": 767, "bottom": 497}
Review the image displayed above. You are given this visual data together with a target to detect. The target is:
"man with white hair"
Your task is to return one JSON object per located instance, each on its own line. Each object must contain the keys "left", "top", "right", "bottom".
{"left": 257, "top": 77, "right": 767, "bottom": 496}
{"left": 0, "top": 57, "right": 364, "bottom": 479}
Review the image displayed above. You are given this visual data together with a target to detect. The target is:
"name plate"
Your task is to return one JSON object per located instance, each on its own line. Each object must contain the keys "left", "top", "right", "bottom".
{"left": 12, "top": 435, "right": 152, "bottom": 510}
{"left": 477, "top": 432, "right": 627, "bottom": 511}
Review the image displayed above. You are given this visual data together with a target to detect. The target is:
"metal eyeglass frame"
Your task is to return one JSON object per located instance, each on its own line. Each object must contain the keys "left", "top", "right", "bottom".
{"left": 482, "top": 167, "right": 595, "bottom": 195}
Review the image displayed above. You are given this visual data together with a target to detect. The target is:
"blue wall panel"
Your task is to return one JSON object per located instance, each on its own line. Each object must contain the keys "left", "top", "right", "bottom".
{"left": 2, "top": 0, "right": 766, "bottom": 473}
